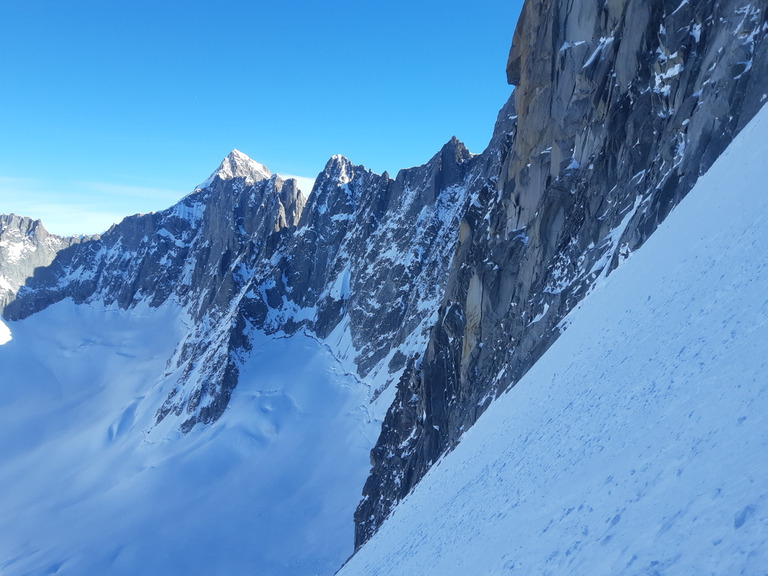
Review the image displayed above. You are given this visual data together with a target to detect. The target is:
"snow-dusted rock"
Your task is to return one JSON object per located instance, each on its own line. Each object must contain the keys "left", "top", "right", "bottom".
{"left": 0, "top": 214, "right": 83, "bottom": 311}
{"left": 0, "top": 0, "right": 766, "bottom": 562}
{"left": 354, "top": 0, "right": 768, "bottom": 547}
{"left": 341, "top": 98, "right": 768, "bottom": 576}
{"left": 196, "top": 148, "right": 272, "bottom": 190}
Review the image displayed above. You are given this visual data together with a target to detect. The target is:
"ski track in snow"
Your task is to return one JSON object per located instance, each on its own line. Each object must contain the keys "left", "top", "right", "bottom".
{"left": 0, "top": 301, "right": 377, "bottom": 575}
{"left": 339, "top": 106, "right": 768, "bottom": 574}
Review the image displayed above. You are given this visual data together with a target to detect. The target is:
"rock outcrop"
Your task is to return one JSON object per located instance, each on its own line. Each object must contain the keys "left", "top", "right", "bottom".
{"left": 0, "top": 214, "right": 84, "bottom": 311}
{"left": 4, "top": 151, "right": 308, "bottom": 430}
{"left": 354, "top": 0, "right": 768, "bottom": 549}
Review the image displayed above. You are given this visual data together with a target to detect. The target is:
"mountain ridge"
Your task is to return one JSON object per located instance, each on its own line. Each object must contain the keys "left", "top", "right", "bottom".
{"left": 353, "top": 0, "right": 768, "bottom": 548}
{"left": 0, "top": 0, "right": 766, "bottom": 567}
{"left": 338, "top": 96, "right": 768, "bottom": 576}
{"left": 0, "top": 130, "right": 499, "bottom": 433}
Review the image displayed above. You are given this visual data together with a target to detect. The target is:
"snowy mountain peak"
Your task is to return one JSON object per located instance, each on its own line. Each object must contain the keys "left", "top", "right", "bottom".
{"left": 323, "top": 154, "right": 355, "bottom": 184}
{"left": 196, "top": 148, "right": 272, "bottom": 190}
{"left": 0, "top": 213, "right": 75, "bottom": 312}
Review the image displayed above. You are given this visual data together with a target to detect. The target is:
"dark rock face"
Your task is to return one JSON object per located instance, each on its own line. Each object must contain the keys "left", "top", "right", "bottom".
{"left": 248, "top": 137, "right": 511, "bottom": 390}
{"left": 354, "top": 0, "right": 768, "bottom": 549}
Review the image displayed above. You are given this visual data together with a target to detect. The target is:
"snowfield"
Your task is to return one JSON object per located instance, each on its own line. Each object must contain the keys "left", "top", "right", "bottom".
{"left": 339, "top": 106, "right": 768, "bottom": 575}
{"left": 0, "top": 301, "right": 378, "bottom": 575}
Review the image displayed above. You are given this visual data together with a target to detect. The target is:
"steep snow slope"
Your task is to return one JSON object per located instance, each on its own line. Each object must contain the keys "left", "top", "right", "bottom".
{"left": 0, "top": 302, "right": 377, "bottom": 575}
{"left": 356, "top": 1, "right": 768, "bottom": 541}
{"left": 339, "top": 105, "right": 768, "bottom": 574}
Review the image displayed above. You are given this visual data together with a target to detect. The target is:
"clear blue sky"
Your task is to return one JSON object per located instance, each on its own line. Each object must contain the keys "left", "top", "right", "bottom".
{"left": 0, "top": 0, "right": 523, "bottom": 236}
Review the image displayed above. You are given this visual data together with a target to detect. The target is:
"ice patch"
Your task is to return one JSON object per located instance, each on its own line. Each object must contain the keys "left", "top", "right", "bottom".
{"left": 0, "top": 319, "right": 10, "bottom": 345}
{"left": 0, "top": 275, "right": 12, "bottom": 292}
{"left": 582, "top": 36, "right": 615, "bottom": 69}
{"left": 528, "top": 303, "right": 550, "bottom": 326}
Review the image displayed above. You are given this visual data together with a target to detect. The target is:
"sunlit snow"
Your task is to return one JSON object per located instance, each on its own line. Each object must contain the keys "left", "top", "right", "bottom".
{"left": 0, "top": 319, "right": 10, "bottom": 345}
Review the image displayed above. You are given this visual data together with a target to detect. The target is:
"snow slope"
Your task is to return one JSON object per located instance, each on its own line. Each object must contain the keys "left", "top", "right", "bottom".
{"left": 339, "top": 106, "right": 768, "bottom": 574}
{"left": 0, "top": 301, "right": 378, "bottom": 575}
{"left": 0, "top": 319, "right": 9, "bottom": 345}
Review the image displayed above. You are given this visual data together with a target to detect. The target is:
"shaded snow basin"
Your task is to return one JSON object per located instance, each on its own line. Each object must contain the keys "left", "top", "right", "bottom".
{"left": 0, "top": 300, "right": 378, "bottom": 575}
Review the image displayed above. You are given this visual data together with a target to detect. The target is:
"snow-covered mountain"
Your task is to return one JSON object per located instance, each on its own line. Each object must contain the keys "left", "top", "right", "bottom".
{"left": 0, "top": 130, "right": 504, "bottom": 576}
{"left": 338, "top": 98, "right": 768, "bottom": 576}
{"left": 1, "top": 0, "right": 766, "bottom": 573}
{"left": 2, "top": 137, "right": 500, "bottom": 434}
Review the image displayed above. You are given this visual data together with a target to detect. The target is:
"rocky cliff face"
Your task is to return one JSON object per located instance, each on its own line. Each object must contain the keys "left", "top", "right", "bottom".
{"left": 354, "top": 0, "right": 768, "bottom": 548}
{"left": 153, "top": 142, "right": 492, "bottom": 432}
{"left": 4, "top": 153, "right": 308, "bottom": 430}
{"left": 1, "top": 134, "right": 501, "bottom": 433}
{"left": 0, "top": 215, "right": 85, "bottom": 311}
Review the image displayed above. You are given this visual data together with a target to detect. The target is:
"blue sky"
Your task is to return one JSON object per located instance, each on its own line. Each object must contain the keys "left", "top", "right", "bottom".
{"left": 0, "top": 1, "right": 523, "bottom": 235}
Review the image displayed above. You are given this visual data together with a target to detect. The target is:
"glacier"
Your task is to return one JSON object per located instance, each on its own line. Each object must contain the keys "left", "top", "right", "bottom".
{"left": 0, "top": 300, "right": 378, "bottom": 575}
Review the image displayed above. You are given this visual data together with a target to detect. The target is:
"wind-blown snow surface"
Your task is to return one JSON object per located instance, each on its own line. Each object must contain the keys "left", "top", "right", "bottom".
{"left": 0, "top": 301, "right": 377, "bottom": 575}
{"left": 340, "top": 107, "right": 768, "bottom": 575}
